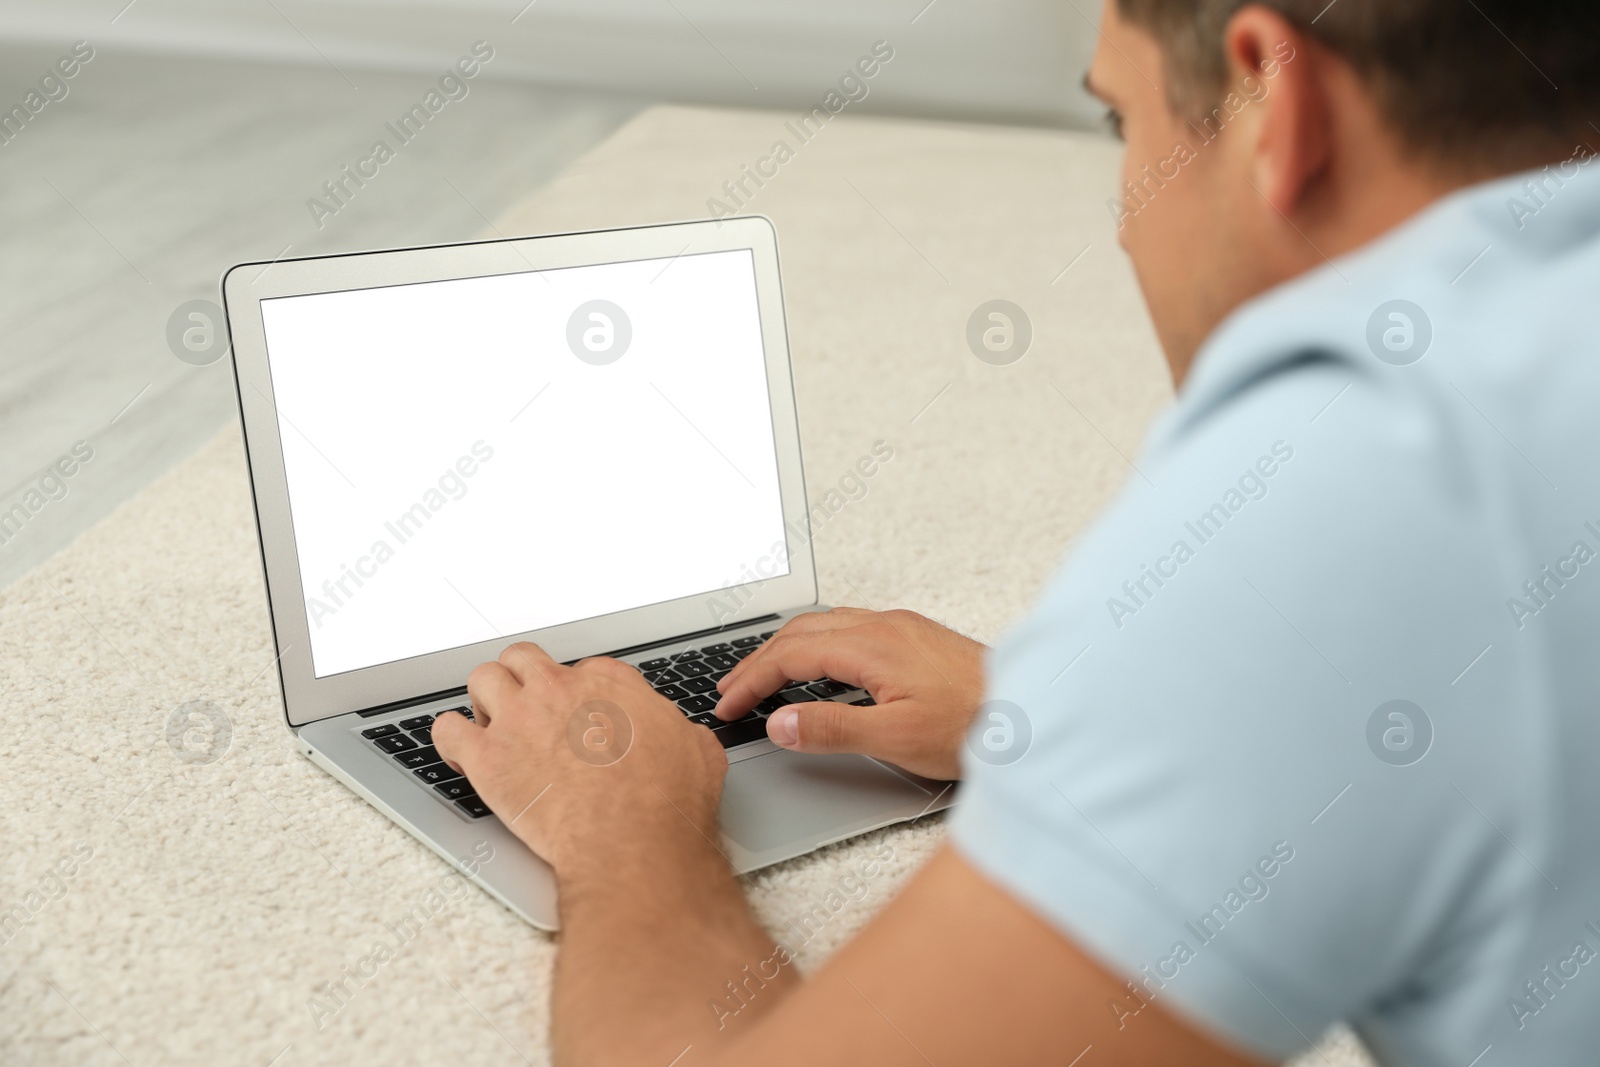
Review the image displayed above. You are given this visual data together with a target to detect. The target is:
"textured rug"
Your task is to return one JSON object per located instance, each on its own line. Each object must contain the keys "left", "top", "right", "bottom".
{"left": 0, "top": 104, "right": 1372, "bottom": 1065}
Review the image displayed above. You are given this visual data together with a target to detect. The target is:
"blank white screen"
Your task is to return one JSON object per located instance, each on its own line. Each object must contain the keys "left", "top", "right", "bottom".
{"left": 259, "top": 248, "right": 789, "bottom": 678}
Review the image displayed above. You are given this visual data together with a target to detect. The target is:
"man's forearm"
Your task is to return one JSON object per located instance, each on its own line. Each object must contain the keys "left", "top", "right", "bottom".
{"left": 550, "top": 821, "right": 803, "bottom": 1066}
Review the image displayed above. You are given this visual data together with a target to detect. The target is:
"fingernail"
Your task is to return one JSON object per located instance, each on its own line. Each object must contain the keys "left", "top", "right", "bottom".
{"left": 769, "top": 709, "right": 799, "bottom": 746}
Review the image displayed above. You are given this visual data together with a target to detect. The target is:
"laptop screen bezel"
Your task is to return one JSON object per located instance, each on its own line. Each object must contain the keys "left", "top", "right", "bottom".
{"left": 223, "top": 216, "right": 817, "bottom": 729}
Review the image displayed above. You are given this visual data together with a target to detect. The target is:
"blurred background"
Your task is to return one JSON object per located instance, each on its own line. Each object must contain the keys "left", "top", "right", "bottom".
{"left": 0, "top": 0, "right": 1102, "bottom": 589}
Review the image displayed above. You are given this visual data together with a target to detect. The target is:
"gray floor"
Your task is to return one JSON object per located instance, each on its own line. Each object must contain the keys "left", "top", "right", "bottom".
{"left": 0, "top": 45, "right": 639, "bottom": 589}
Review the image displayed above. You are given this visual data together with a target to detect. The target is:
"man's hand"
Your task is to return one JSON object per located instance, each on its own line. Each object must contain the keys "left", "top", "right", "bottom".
{"left": 435, "top": 642, "right": 806, "bottom": 1064}
{"left": 432, "top": 642, "right": 728, "bottom": 883}
{"left": 713, "top": 607, "right": 986, "bottom": 781}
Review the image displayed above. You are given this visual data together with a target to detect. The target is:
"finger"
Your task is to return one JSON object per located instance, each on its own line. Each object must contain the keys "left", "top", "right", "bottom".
{"left": 720, "top": 608, "right": 863, "bottom": 682}
{"left": 764, "top": 700, "right": 897, "bottom": 758}
{"left": 431, "top": 706, "right": 488, "bottom": 775}
{"left": 793, "top": 605, "right": 873, "bottom": 625}
{"left": 466, "top": 660, "right": 520, "bottom": 728}
{"left": 498, "top": 641, "right": 560, "bottom": 687}
{"left": 714, "top": 628, "right": 873, "bottom": 719}
{"left": 718, "top": 611, "right": 875, "bottom": 696}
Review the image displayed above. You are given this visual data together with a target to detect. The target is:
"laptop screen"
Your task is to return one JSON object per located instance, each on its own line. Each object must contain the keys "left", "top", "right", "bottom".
{"left": 258, "top": 247, "right": 791, "bottom": 679}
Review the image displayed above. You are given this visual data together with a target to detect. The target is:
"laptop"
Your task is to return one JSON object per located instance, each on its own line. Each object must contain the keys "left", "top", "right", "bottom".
{"left": 222, "top": 216, "right": 954, "bottom": 930}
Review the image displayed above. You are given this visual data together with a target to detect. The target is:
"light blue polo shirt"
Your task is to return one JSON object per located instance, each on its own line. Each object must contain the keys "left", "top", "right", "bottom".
{"left": 952, "top": 159, "right": 1600, "bottom": 1066}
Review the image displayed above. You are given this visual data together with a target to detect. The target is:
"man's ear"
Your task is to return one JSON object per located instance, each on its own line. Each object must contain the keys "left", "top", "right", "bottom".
{"left": 1224, "top": 7, "right": 1330, "bottom": 217}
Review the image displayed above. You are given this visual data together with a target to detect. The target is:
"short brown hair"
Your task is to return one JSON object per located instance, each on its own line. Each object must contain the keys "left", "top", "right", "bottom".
{"left": 1116, "top": 0, "right": 1600, "bottom": 168}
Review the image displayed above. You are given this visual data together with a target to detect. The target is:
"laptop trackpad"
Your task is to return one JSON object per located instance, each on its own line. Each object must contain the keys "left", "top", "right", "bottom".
{"left": 719, "top": 749, "right": 932, "bottom": 853}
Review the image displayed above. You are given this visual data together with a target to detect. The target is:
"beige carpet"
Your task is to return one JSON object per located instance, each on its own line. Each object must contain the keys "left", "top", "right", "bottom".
{"left": 0, "top": 105, "right": 1372, "bottom": 1066}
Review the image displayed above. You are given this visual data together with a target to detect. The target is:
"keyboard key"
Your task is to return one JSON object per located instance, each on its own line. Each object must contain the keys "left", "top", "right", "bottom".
{"left": 713, "top": 715, "right": 769, "bottom": 748}
{"left": 760, "top": 630, "right": 778, "bottom": 639}
{"left": 433, "top": 780, "right": 477, "bottom": 801}
{"left": 703, "top": 653, "right": 738, "bottom": 671}
{"left": 361, "top": 724, "right": 399, "bottom": 739}
{"left": 708, "top": 668, "right": 731, "bottom": 682}
{"left": 676, "top": 659, "right": 712, "bottom": 677}
{"left": 850, "top": 696, "right": 876, "bottom": 707}
{"left": 414, "top": 764, "right": 463, "bottom": 785}
{"left": 756, "top": 689, "right": 810, "bottom": 714}
{"left": 640, "top": 657, "right": 671, "bottom": 671}
{"left": 806, "top": 680, "right": 852, "bottom": 698}
{"left": 399, "top": 715, "right": 434, "bottom": 731}
{"left": 686, "top": 711, "right": 720, "bottom": 726}
{"left": 700, "top": 642, "right": 732, "bottom": 654}
{"left": 376, "top": 734, "right": 418, "bottom": 753}
{"left": 409, "top": 727, "right": 432, "bottom": 745}
{"left": 438, "top": 706, "right": 474, "bottom": 722}
{"left": 730, "top": 635, "right": 763, "bottom": 648}
{"left": 681, "top": 675, "right": 718, "bottom": 694}
{"left": 731, "top": 648, "right": 755, "bottom": 660}
{"left": 395, "top": 746, "right": 444, "bottom": 768}
{"left": 677, "top": 695, "right": 717, "bottom": 714}
{"left": 455, "top": 796, "right": 493, "bottom": 819}
{"left": 655, "top": 683, "right": 690, "bottom": 701}
{"left": 644, "top": 667, "right": 683, "bottom": 684}
{"left": 669, "top": 650, "right": 704, "bottom": 663}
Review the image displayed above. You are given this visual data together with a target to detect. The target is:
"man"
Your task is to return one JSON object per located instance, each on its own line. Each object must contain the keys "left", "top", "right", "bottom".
{"left": 434, "top": 1, "right": 1600, "bottom": 1062}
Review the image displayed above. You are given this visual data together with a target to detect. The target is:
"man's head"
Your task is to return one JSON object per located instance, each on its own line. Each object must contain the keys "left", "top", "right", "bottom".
{"left": 1087, "top": 0, "right": 1600, "bottom": 384}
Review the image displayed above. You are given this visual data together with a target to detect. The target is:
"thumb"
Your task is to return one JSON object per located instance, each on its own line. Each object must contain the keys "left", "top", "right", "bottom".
{"left": 767, "top": 701, "right": 888, "bottom": 757}
{"left": 430, "top": 709, "right": 487, "bottom": 775}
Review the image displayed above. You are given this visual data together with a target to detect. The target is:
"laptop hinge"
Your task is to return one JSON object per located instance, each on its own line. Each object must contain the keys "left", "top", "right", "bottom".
{"left": 579, "top": 613, "right": 781, "bottom": 663}
{"left": 357, "top": 686, "right": 469, "bottom": 717}
{"left": 353, "top": 613, "right": 782, "bottom": 718}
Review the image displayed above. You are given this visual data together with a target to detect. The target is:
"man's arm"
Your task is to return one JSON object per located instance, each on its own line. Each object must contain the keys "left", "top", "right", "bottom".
{"left": 432, "top": 628, "right": 1271, "bottom": 1067}
{"left": 430, "top": 640, "right": 805, "bottom": 1064}
{"left": 705, "top": 846, "right": 1270, "bottom": 1067}
{"left": 548, "top": 802, "right": 802, "bottom": 1063}
{"left": 552, "top": 831, "right": 1272, "bottom": 1065}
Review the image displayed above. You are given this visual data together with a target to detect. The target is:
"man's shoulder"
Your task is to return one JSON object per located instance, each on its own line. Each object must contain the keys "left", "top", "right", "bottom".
{"left": 1041, "top": 351, "right": 1466, "bottom": 645}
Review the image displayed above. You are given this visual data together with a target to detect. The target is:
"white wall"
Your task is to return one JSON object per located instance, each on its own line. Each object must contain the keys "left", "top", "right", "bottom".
{"left": 0, "top": 0, "right": 1102, "bottom": 127}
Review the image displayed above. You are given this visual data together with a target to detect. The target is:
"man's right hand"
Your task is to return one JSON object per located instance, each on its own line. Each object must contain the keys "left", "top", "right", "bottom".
{"left": 712, "top": 607, "right": 986, "bottom": 780}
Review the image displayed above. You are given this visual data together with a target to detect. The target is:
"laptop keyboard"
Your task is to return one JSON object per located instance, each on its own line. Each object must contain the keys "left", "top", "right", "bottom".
{"left": 357, "top": 629, "right": 875, "bottom": 820}
{"left": 359, "top": 710, "right": 493, "bottom": 818}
